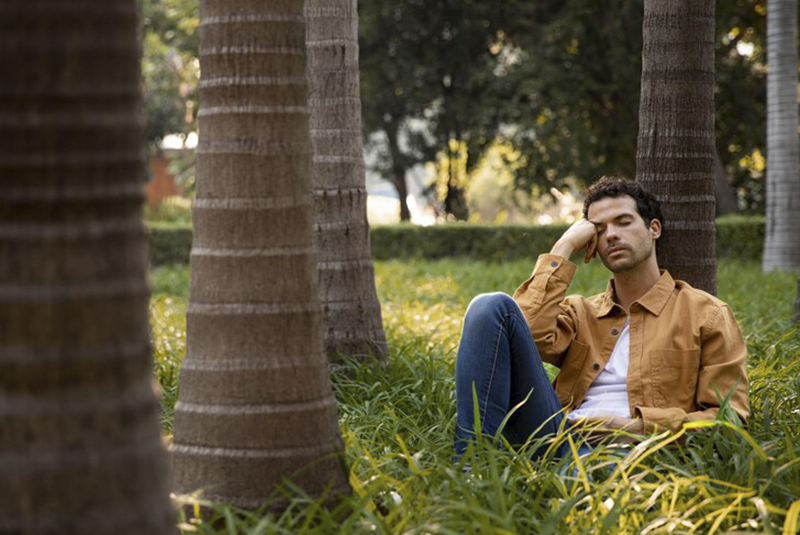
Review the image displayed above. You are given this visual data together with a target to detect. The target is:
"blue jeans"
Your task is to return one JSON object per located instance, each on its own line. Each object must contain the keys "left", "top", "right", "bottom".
{"left": 454, "top": 293, "right": 591, "bottom": 460}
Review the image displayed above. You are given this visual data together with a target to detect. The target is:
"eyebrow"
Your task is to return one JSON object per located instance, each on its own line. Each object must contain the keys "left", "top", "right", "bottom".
{"left": 589, "top": 213, "right": 636, "bottom": 226}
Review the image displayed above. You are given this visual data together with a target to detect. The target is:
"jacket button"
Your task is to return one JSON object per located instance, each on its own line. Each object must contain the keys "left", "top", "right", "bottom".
{"left": 550, "top": 261, "right": 558, "bottom": 268}
{"left": 593, "top": 363, "right": 600, "bottom": 371}
{"left": 611, "top": 328, "right": 619, "bottom": 335}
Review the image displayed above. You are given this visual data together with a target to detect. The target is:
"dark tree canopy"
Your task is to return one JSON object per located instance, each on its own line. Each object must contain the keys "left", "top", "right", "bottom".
{"left": 358, "top": 0, "right": 767, "bottom": 213}
{"left": 359, "top": 0, "right": 519, "bottom": 219}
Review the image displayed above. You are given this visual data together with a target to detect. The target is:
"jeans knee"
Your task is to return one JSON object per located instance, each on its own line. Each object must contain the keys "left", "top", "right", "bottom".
{"left": 467, "top": 292, "right": 515, "bottom": 316}
{"left": 464, "top": 292, "right": 517, "bottom": 328}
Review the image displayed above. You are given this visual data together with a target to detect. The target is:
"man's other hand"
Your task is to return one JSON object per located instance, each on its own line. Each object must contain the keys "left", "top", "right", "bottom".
{"left": 550, "top": 219, "right": 598, "bottom": 263}
{"left": 572, "top": 416, "right": 645, "bottom": 445}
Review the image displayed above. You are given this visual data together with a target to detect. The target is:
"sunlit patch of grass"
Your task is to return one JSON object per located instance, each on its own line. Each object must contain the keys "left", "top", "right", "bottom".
{"left": 151, "top": 259, "right": 800, "bottom": 533}
{"left": 150, "top": 279, "right": 188, "bottom": 434}
{"left": 150, "top": 264, "right": 191, "bottom": 299}
{"left": 374, "top": 259, "right": 609, "bottom": 358}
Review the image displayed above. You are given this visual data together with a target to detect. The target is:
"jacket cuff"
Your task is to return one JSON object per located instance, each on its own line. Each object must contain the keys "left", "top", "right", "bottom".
{"left": 513, "top": 254, "right": 577, "bottom": 308}
{"left": 533, "top": 254, "right": 577, "bottom": 281}
{"left": 634, "top": 406, "right": 687, "bottom": 434}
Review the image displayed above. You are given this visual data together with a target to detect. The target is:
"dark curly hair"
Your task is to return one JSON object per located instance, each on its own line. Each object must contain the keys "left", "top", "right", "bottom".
{"left": 582, "top": 177, "right": 664, "bottom": 236}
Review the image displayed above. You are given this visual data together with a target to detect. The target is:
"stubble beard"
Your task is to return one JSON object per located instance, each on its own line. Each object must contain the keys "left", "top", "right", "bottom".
{"left": 602, "top": 245, "right": 653, "bottom": 274}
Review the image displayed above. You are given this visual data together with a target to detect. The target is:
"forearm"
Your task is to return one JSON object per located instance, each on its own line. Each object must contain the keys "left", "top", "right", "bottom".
{"left": 513, "top": 255, "right": 578, "bottom": 365}
{"left": 550, "top": 240, "right": 575, "bottom": 259}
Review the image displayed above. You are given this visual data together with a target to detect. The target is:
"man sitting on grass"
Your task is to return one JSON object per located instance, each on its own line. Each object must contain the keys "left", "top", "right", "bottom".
{"left": 454, "top": 177, "right": 749, "bottom": 458}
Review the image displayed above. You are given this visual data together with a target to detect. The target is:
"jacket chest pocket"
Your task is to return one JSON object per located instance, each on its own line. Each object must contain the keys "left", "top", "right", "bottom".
{"left": 651, "top": 348, "right": 701, "bottom": 409}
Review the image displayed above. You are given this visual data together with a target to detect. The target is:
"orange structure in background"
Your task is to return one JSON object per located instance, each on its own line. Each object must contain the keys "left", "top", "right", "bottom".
{"left": 145, "top": 156, "right": 180, "bottom": 205}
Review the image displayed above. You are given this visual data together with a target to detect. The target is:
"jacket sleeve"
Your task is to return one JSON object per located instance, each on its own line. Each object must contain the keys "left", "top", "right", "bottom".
{"left": 635, "top": 305, "right": 750, "bottom": 433}
{"left": 512, "top": 254, "right": 580, "bottom": 368}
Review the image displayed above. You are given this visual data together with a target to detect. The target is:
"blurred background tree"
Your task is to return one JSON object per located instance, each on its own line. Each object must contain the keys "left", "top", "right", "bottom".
{"left": 359, "top": 0, "right": 521, "bottom": 221}
{"left": 358, "top": 0, "right": 767, "bottom": 220}
{"left": 140, "top": 0, "right": 199, "bottom": 149}
{"left": 139, "top": 0, "right": 200, "bottom": 199}
{"left": 492, "top": 0, "right": 765, "bottom": 215}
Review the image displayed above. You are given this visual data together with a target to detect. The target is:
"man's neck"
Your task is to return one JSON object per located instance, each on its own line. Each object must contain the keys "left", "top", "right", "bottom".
{"left": 612, "top": 258, "right": 661, "bottom": 312}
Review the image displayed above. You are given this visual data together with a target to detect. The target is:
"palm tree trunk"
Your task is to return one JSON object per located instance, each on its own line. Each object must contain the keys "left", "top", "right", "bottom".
{"left": 0, "top": 1, "right": 173, "bottom": 532}
{"left": 171, "top": 0, "right": 350, "bottom": 508}
{"left": 636, "top": 0, "right": 717, "bottom": 294}
{"left": 305, "top": 0, "right": 388, "bottom": 360}
{"left": 763, "top": 0, "right": 800, "bottom": 271}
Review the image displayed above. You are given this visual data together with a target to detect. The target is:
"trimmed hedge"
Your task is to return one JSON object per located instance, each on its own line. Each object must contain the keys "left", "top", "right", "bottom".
{"left": 147, "top": 216, "right": 765, "bottom": 266}
{"left": 369, "top": 223, "right": 569, "bottom": 262}
{"left": 715, "top": 215, "right": 765, "bottom": 262}
{"left": 147, "top": 222, "right": 193, "bottom": 266}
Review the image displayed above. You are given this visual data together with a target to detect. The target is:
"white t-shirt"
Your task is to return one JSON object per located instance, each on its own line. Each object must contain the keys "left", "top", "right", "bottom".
{"left": 566, "top": 320, "right": 631, "bottom": 421}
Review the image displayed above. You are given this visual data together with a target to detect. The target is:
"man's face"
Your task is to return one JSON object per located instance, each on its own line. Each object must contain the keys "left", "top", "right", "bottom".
{"left": 586, "top": 195, "right": 660, "bottom": 273}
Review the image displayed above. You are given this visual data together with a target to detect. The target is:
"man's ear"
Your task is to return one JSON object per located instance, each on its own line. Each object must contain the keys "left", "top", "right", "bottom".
{"left": 650, "top": 219, "right": 662, "bottom": 239}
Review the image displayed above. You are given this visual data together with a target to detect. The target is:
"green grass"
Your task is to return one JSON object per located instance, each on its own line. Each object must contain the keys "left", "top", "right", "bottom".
{"left": 150, "top": 259, "right": 800, "bottom": 534}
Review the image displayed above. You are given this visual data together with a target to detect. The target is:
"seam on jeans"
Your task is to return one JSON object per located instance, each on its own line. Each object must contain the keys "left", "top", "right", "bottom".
{"left": 508, "top": 311, "right": 562, "bottom": 418}
{"left": 480, "top": 314, "right": 507, "bottom": 428}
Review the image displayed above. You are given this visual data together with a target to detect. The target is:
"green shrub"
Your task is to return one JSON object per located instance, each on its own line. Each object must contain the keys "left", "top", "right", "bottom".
{"left": 715, "top": 215, "right": 765, "bottom": 261}
{"left": 146, "top": 217, "right": 766, "bottom": 266}
{"left": 144, "top": 196, "right": 193, "bottom": 224}
{"left": 369, "top": 223, "right": 570, "bottom": 261}
{"left": 147, "top": 222, "right": 192, "bottom": 266}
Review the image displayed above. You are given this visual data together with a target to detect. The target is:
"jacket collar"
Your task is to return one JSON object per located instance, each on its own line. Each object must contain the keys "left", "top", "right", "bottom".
{"left": 596, "top": 270, "right": 675, "bottom": 318}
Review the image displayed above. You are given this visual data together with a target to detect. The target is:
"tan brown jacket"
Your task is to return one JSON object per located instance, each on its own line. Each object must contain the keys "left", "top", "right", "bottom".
{"left": 513, "top": 254, "right": 749, "bottom": 434}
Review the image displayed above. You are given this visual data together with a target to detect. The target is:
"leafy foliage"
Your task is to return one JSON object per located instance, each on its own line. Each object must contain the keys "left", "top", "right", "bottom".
{"left": 139, "top": 0, "right": 200, "bottom": 149}
{"left": 359, "top": 0, "right": 521, "bottom": 220}
{"left": 358, "top": 0, "right": 768, "bottom": 212}
{"left": 151, "top": 259, "right": 800, "bottom": 533}
{"left": 716, "top": 0, "right": 767, "bottom": 211}
{"left": 496, "top": 1, "right": 644, "bottom": 189}
{"left": 499, "top": 0, "right": 766, "bottom": 211}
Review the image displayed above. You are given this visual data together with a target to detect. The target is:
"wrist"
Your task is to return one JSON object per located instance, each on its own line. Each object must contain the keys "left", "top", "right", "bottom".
{"left": 550, "top": 241, "right": 574, "bottom": 258}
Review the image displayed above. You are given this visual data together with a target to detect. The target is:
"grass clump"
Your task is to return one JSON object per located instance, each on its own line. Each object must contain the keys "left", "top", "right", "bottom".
{"left": 150, "top": 259, "right": 800, "bottom": 533}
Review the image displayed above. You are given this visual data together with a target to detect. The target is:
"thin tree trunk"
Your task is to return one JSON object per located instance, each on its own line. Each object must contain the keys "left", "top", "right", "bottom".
{"left": 0, "top": 1, "right": 173, "bottom": 532}
{"left": 172, "top": 0, "right": 350, "bottom": 508}
{"left": 763, "top": 0, "right": 800, "bottom": 271}
{"left": 444, "top": 141, "right": 469, "bottom": 221}
{"left": 394, "top": 169, "right": 412, "bottom": 221}
{"left": 714, "top": 149, "right": 739, "bottom": 216}
{"left": 306, "top": 0, "right": 387, "bottom": 360}
{"left": 636, "top": 0, "right": 717, "bottom": 294}
{"left": 386, "top": 123, "right": 412, "bottom": 221}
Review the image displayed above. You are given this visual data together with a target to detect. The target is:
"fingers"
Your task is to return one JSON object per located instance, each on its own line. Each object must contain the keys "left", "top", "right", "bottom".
{"left": 584, "top": 233, "right": 597, "bottom": 264}
{"left": 554, "top": 219, "right": 598, "bottom": 263}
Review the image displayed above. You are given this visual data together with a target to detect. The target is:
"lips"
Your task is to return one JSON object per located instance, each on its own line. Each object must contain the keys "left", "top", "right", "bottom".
{"left": 607, "top": 246, "right": 627, "bottom": 256}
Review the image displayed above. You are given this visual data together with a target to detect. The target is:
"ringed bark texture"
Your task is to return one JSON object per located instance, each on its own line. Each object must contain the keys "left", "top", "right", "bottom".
{"left": 0, "top": 1, "right": 174, "bottom": 533}
{"left": 306, "top": 0, "right": 387, "bottom": 360}
{"left": 171, "top": 0, "right": 350, "bottom": 508}
{"left": 636, "top": 0, "right": 717, "bottom": 294}
{"left": 763, "top": 0, "right": 800, "bottom": 271}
